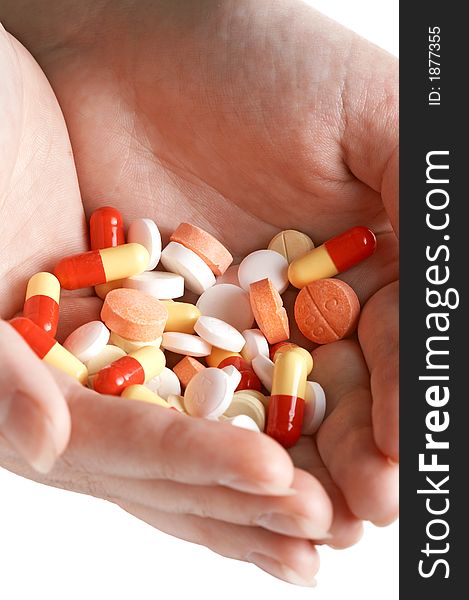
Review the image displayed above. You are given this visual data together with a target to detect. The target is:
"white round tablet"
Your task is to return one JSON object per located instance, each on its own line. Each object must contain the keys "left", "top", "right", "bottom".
{"left": 302, "top": 381, "right": 326, "bottom": 435}
{"left": 123, "top": 271, "right": 184, "bottom": 299}
{"left": 184, "top": 368, "right": 235, "bottom": 418}
{"left": 85, "top": 344, "right": 126, "bottom": 376}
{"left": 109, "top": 331, "right": 162, "bottom": 354}
{"left": 160, "top": 242, "right": 216, "bottom": 295}
{"left": 251, "top": 354, "right": 274, "bottom": 392}
{"left": 241, "top": 329, "right": 270, "bottom": 364}
{"left": 194, "top": 316, "right": 246, "bottom": 352}
{"left": 161, "top": 332, "right": 212, "bottom": 357}
{"left": 238, "top": 249, "right": 289, "bottom": 293}
{"left": 146, "top": 367, "right": 182, "bottom": 399}
{"left": 196, "top": 284, "right": 254, "bottom": 331}
{"left": 63, "top": 321, "right": 110, "bottom": 363}
{"left": 224, "top": 414, "right": 261, "bottom": 432}
{"left": 127, "top": 218, "right": 162, "bottom": 271}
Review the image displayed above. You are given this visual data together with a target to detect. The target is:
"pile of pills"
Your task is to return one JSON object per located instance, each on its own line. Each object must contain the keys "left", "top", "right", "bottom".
{"left": 10, "top": 207, "right": 376, "bottom": 448}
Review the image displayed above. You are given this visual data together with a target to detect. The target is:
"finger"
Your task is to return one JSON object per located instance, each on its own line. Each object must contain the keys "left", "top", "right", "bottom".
{"left": 56, "top": 466, "right": 332, "bottom": 539}
{"left": 289, "top": 436, "right": 363, "bottom": 548}
{"left": 0, "top": 320, "right": 71, "bottom": 473}
{"left": 313, "top": 340, "right": 398, "bottom": 525}
{"left": 117, "top": 501, "right": 319, "bottom": 587}
{"left": 53, "top": 373, "right": 297, "bottom": 495}
{"left": 358, "top": 281, "right": 399, "bottom": 461}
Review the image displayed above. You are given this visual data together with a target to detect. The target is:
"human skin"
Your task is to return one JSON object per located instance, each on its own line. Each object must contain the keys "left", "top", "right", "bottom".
{"left": 0, "top": 0, "right": 398, "bottom": 586}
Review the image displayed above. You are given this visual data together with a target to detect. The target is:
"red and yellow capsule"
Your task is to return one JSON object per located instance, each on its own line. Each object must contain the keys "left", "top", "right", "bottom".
{"left": 23, "top": 272, "right": 60, "bottom": 337}
{"left": 266, "top": 347, "right": 313, "bottom": 448}
{"left": 288, "top": 226, "right": 376, "bottom": 288}
{"left": 54, "top": 243, "right": 149, "bottom": 290}
{"left": 9, "top": 317, "right": 88, "bottom": 384}
{"left": 90, "top": 206, "right": 125, "bottom": 251}
{"left": 93, "top": 346, "right": 165, "bottom": 396}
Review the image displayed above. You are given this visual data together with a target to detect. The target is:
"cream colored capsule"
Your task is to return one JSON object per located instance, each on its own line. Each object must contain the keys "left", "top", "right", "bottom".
{"left": 122, "top": 384, "right": 170, "bottom": 407}
{"left": 130, "top": 346, "right": 166, "bottom": 381}
{"left": 109, "top": 331, "right": 162, "bottom": 354}
{"left": 44, "top": 343, "right": 88, "bottom": 385}
{"left": 100, "top": 243, "right": 150, "bottom": 282}
{"left": 95, "top": 280, "right": 123, "bottom": 300}
{"left": 271, "top": 347, "right": 313, "bottom": 399}
{"left": 160, "top": 301, "right": 201, "bottom": 334}
{"left": 206, "top": 346, "right": 242, "bottom": 368}
{"left": 25, "top": 272, "right": 60, "bottom": 303}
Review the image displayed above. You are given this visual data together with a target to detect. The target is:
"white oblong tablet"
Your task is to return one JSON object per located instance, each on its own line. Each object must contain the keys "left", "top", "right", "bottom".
{"left": 194, "top": 316, "right": 246, "bottom": 352}
{"left": 238, "top": 249, "right": 289, "bottom": 293}
{"left": 146, "top": 367, "right": 182, "bottom": 399}
{"left": 224, "top": 414, "right": 261, "bottom": 432}
{"left": 85, "top": 344, "right": 126, "bottom": 376}
{"left": 110, "top": 331, "right": 162, "bottom": 354}
{"left": 63, "top": 321, "right": 110, "bottom": 363}
{"left": 184, "top": 367, "right": 235, "bottom": 418}
{"left": 160, "top": 242, "right": 216, "bottom": 294}
{"left": 123, "top": 271, "right": 184, "bottom": 299}
{"left": 251, "top": 354, "right": 274, "bottom": 392}
{"left": 196, "top": 284, "right": 254, "bottom": 331}
{"left": 161, "top": 332, "right": 212, "bottom": 357}
{"left": 241, "top": 329, "right": 270, "bottom": 364}
{"left": 302, "top": 381, "right": 326, "bottom": 435}
{"left": 127, "top": 218, "right": 162, "bottom": 271}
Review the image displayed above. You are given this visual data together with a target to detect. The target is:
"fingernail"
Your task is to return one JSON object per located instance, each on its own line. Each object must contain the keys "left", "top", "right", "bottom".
{"left": 219, "top": 477, "right": 297, "bottom": 496}
{"left": 247, "top": 552, "right": 317, "bottom": 587}
{"left": 0, "top": 392, "right": 59, "bottom": 473}
{"left": 256, "top": 512, "right": 330, "bottom": 540}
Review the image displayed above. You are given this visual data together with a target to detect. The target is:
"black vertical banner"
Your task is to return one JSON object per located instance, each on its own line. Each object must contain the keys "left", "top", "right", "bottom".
{"left": 400, "top": 3, "right": 467, "bottom": 596}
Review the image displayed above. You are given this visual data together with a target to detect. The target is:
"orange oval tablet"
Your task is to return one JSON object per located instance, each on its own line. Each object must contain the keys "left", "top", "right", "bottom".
{"left": 101, "top": 288, "right": 168, "bottom": 342}
{"left": 170, "top": 223, "right": 233, "bottom": 276}
{"left": 294, "top": 279, "right": 360, "bottom": 344}
{"left": 249, "top": 278, "right": 290, "bottom": 344}
{"left": 173, "top": 356, "right": 206, "bottom": 389}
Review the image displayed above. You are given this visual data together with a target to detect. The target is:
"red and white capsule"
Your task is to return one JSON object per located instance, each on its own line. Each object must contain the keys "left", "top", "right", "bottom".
{"left": 90, "top": 206, "right": 125, "bottom": 251}
{"left": 9, "top": 317, "right": 88, "bottom": 384}
{"left": 54, "top": 243, "right": 149, "bottom": 290}
{"left": 23, "top": 272, "right": 60, "bottom": 337}
{"left": 93, "top": 346, "right": 165, "bottom": 396}
{"left": 266, "top": 347, "right": 313, "bottom": 448}
{"left": 288, "top": 226, "right": 377, "bottom": 288}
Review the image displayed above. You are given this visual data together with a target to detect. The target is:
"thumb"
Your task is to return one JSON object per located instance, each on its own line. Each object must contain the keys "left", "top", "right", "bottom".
{"left": 0, "top": 320, "right": 71, "bottom": 473}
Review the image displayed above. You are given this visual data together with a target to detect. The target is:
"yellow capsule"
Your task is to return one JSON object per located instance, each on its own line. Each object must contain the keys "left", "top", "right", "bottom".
{"left": 288, "top": 245, "right": 338, "bottom": 288}
{"left": 121, "top": 384, "right": 170, "bottom": 407}
{"left": 44, "top": 343, "right": 88, "bottom": 385}
{"left": 130, "top": 346, "right": 166, "bottom": 381}
{"left": 206, "top": 346, "right": 242, "bottom": 368}
{"left": 160, "top": 301, "right": 201, "bottom": 334}
{"left": 95, "top": 279, "right": 123, "bottom": 300}
{"left": 25, "top": 272, "right": 60, "bottom": 303}
{"left": 100, "top": 243, "right": 149, "bottom": 282}
{"left": 271, "top": 347, "right": 312, "bottom": 399}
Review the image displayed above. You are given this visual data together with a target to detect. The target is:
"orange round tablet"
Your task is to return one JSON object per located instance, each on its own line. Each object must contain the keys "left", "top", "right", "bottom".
{"left": 294, "top": 279, "right": 360, "bottom": 344}
{"left": 250, "top": 278, "right": 290, "bottom": 344}
{"left": 101, "top": 288, "right": 168, "bottom": 342}
{"left": 170, "top": 223, "right": 233, "bottom": 276}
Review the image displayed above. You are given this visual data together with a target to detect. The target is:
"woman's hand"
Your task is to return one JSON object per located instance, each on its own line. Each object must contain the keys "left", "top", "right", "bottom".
{"left": 5, "top": 0, "right": 398, "bottom": 524}
{"left": 0, "top": 23, "right": 337, "bottom": 586}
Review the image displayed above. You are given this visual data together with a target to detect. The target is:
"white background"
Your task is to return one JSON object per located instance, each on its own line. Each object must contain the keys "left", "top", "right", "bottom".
{"left": 0, "top": 2, "right": 398, "bottom": 599}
